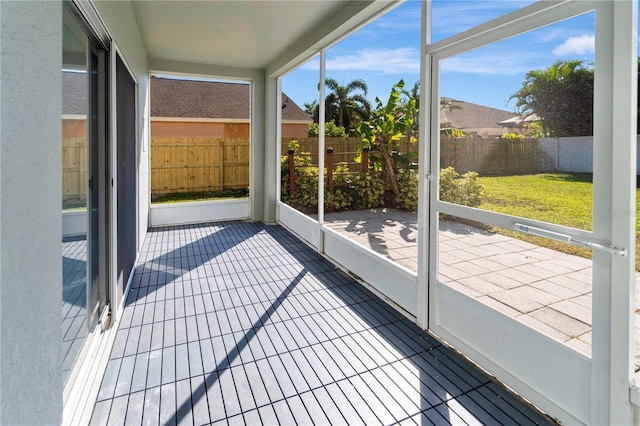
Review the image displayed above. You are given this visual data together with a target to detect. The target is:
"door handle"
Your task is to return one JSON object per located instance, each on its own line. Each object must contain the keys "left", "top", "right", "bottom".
{"left": 513, "top": 223, "right": 627, "bottom": 257}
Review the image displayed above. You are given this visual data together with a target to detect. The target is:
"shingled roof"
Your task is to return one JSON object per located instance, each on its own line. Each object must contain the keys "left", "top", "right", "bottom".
{"left": 62, "top": 72, "right": 311, "bottom": 122}
{"left": 150, "top": 76, "right": 311, "bottom": 122}
{"left": 62, "top": 71, "right": 87, "bottom": 115}
{"left": 440, "top": 98, "right": 518, "bottom": 131}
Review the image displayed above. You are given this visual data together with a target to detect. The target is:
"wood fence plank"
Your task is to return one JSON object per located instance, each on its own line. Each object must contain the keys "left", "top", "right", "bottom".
{"left": 63, "top": 135, "right": 543, "bottom": 199}
{"left": 148, "top": 137, "right": 250, "bottom": 194}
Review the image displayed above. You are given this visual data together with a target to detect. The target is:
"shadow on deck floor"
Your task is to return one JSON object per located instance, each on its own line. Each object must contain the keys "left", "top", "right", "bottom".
{"left": 91, "top": 221, "right": 556, "bottom": 425}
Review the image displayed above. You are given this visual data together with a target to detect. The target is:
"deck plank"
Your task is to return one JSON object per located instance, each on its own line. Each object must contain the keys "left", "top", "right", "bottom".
{"left": 92, "top": 221, "right": 556, "bottom": 425}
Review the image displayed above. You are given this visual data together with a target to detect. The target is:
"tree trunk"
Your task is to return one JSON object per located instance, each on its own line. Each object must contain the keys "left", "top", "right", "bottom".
{"left": 378, "top": 143, "right": 400, "bottom": 200}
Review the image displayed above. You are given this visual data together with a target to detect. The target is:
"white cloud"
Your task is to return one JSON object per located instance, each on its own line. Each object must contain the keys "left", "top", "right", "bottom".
{"left": 302, "top": 48, "right": 420, "bottom": 74}
{"left": 552, "top": 35, "right": 595, "bottom": 56}
{"left": 441, "top": 54, "right": 538, "bottom": 77}
{"left": 431, "top": 1, "right": 535, "bottom": 36}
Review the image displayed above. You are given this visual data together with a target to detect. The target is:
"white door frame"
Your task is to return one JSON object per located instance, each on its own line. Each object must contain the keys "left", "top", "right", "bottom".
{"left": 425, "top": 1, "right": 636, "bottom": 424}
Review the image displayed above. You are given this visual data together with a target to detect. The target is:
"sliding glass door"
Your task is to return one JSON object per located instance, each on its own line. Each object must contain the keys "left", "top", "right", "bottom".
{"left": 62, "top": 2, "right": 109, "bottom": 384}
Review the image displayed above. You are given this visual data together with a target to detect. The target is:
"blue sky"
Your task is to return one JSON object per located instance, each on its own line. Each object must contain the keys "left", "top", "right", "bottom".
{"left": 282, "top": 0, "right": 598, "bottom": 113}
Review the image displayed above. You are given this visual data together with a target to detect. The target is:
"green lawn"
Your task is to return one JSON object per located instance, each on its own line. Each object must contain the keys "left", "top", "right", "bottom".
{"left": 62, "top": 198, "right": 87, "bottom": 211}
{"left": 151, "top": 188, "right": 249, "bottom": 204}
{"left": 477, "top": 173, "right": 640, "bottom": 270}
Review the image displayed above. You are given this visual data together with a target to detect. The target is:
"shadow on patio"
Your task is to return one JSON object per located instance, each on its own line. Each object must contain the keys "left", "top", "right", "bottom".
{"left": 90, "top": 221, "right": 554, "bottom": 425}
{"left": 322, "top": 208, "right": 640, "bottom": 380}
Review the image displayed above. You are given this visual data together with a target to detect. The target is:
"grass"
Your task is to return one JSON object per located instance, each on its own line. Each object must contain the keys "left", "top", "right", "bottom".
{"left": 151, "top": 188, "right": 249, "bottom": 204}
{"left": 476, "top": 173, "right": 640, "bottom": 271}
{"left": 62, "top": 198, "right": 87, "bottom": 211}
{"left": 63, "top": 189, "right": 250, "bottom": 209}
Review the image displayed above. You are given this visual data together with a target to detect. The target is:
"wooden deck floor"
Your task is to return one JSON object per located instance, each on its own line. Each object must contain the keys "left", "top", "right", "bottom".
{"left": 91, "top": 221, "right": 556, "bottom": 425}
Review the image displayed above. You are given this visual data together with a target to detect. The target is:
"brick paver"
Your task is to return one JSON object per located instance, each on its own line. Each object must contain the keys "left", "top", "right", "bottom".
{"left": 322, "top": 208, "right": 640, "bottom": 379}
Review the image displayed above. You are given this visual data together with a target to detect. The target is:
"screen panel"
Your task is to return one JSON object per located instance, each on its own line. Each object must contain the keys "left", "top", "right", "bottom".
{"left": 116, "top": 54, "right": 137, "bottom": 306}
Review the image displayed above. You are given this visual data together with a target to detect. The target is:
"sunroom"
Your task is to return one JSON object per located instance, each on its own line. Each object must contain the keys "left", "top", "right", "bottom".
{"left": 1, "top": 0, "right": 638, "bottom": 425}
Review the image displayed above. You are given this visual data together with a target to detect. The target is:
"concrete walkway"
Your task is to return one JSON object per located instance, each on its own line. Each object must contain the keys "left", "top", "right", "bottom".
{"left": 321, "top": 208, "right": 640, "bottom": 376}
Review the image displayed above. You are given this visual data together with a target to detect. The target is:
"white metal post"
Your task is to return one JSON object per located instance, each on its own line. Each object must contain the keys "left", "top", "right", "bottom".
{"left": 275, "top": 77, "right": 283, "bottom": 208}
{"left": 318, "top": 50, "right": 326, "bottom": 253}
{"left": 109, "top": 41, "right": 120, "bottom": 319}
{"left": 591, "top": 1, "right": 637, "bottom": 424}
{"left": 417, "top": 0, "right": 432, "bottom": 330}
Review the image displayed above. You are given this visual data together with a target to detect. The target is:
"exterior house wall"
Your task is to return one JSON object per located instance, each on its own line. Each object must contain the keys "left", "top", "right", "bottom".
{"left": 151, "top": 121, "right": 226, "bottom": 138}
{"left": 0, "top": 2, "right": 63, "bottom": 424}
{"left": 282, "top": 122, "right": 309, "bottom": 139}
{"left": 224, "top": 122, "right": 249, "bottom": 138}
{"left": 151, "top": 120, "right": 308, "bottom": 139}
{"left": 464, "top": 127, "right": 509, "bottom": 137}
{"left": 63, "top": 118, "right": 87, "bottom": 138}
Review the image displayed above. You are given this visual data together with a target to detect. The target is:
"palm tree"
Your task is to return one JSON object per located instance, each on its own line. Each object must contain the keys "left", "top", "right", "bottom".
{"left": 509, "top": 59, "right": 593, "bottom": 137}
{"left": 303, "top": 100, "right": 319, "bottom": 122}
{"left": 401, "top": 81, "right": 420, "bottom": 109}
{"left": 324, "top": 78, "right": 371, "bottom": 131}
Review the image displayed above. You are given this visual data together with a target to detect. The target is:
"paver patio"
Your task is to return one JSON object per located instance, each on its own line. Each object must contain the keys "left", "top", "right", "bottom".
{"left": 90, "top": 221, "right": 556, "bottom": 425}
{"left": 321, "top": 208, "right": 640, "bottom": 379}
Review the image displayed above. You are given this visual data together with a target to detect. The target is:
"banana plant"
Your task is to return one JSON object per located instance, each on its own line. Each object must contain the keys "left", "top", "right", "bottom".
{"left": 355, "top": 80, "right": 416, "bottom": 201}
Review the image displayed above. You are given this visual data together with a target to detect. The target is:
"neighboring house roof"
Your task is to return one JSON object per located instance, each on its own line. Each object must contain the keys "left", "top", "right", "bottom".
{"left": 62, "top": 72, "right": 312, "bottom": 123}
{"left": 499, "top": 113, "right": 541, "bottom": 125}
{"left": 62, "top": 71, "right": 87, "bottom": 116}
{"left": 440, "top": 98, "right": 518, "bottom": 131}
{"left": 150, "top": 76, "right": 311, "bottom": 122}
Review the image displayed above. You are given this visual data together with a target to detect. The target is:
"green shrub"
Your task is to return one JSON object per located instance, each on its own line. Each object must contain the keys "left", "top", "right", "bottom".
{"left": 281, "top": 140, "right": 319, "bottom": 212}
{"left": 326, "top": 163, "right": 354, "bottom": 210}
{"left": 390, "top": 166, "right": 484, "bottom": 213}
{"left": 439, "top": 166, "right": 482, "bottom": 207}
{"left": 286, "top": 167, "right": 319, "bottom": 212}
{"left": 352, "top": 172, "right": 387, "bottom": 209}
{"left": 500, "top": 133, "right": 525, "bottom": 139}
{"left": 280, "top": 161, "right": 319, "bottom": 212}
{"left": 308, "top": 120, "right": 347, "bottom": 137}
{"left": 396, "top": 169, "right": 419, "bottom": 212}
{"left": 282, "top": 154, "right": 482, "bottom": 213}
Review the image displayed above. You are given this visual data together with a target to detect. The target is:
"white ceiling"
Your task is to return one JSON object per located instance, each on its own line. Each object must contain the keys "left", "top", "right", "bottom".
{"left": 131, "top": 1, "right": 368, "bottom": 70}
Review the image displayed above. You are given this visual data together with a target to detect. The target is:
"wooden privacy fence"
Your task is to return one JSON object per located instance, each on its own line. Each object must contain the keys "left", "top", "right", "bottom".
{"left": 283, "top": 136, "right": 540, "bottom": 176}
{"left": 151, "top": 137, "right": 249, "bottom": 195}
{"left": 62, "top": 135, "right": 543, "bottom": 201}
{"left": 62, "top": 138, "right": 87, "bottom": 201}
{"left": 282, "top": 137, "right": 368, "bottom": 173}
{"left": 440, "top": 137, "right": 540, "bottom": 175}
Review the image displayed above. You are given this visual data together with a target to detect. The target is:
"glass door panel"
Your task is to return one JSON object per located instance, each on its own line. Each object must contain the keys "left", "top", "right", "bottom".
{"left": 62, "top": 5, "right": 89, "bottom": 381}
{"left": 62, "top": 2, "right": 108, "bottom": 383}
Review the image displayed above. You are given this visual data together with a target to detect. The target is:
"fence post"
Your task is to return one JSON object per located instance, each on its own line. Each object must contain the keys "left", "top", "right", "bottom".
{"left": 219, "top": 139, "right": 225, "bottom": 190}
{"left": 288, "top": 149, "right": 295, "bottom": 196}
{"left": 80, "top": 139, "right": 86, "bottom": 200}
{"left": 326, "top": 148, "right": 334, "bottom": 213}
{"left": 362, "top": 147, "right": 369, "bottom": 173}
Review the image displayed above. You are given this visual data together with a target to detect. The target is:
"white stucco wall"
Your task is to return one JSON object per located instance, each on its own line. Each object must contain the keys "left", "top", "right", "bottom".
{"left": 0, "top": 2, "right": 150, "bottom": 423}
{"left": 0, "top": 2, "right": 63, "bottom": 424}
{"left": 94, "top": 0, "right": 150, "bottom": 253}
